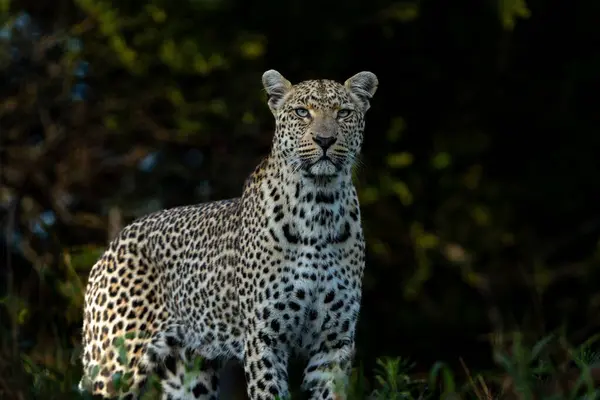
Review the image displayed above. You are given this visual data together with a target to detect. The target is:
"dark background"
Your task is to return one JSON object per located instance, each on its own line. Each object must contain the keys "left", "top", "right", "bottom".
{"left": 1, "top": 0, "right": 600, "bottom": 397}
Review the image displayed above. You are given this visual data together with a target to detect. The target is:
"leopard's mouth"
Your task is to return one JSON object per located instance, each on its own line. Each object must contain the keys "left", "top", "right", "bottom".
{"left": 306, "top": 156, "right": 341, "bottom": 176}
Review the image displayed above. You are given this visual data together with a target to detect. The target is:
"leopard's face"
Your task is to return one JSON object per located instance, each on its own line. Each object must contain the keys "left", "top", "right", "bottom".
{"left": 262, "top": 71, "right": 378, "bottom": 178}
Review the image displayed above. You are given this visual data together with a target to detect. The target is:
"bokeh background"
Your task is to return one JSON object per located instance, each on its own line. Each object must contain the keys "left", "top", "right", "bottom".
{"left": 2, "top": 0, "right": 600, "bottom": 398}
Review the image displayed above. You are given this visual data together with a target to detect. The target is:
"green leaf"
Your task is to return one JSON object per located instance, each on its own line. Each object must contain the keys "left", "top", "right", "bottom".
{"left": 18, "top": 307, "right": 29, "bottom": 324}
{"left": 91, "top": 365, "right": 100, "bottom": 380}
{"left": 104, "top": 115, "right": 119, "bottom": 131}
{"left": 381, "top": 2, "right": 420, "bottom": 23}
{"left": 391, "top": 181, "right": 413, "bottom": 206}
{"left": 0, "top": 0, "right": 10, "bottom": 14}
{"left": 429, "top": 361, "right": 456, "bottom": 394}
{"left": 209, "top": 53, "right": 226, "bottom": 67}
{"left": 386, "top": 152, "right": 413, "bottom": 168}
{"left": 145, "top": 4, "right": 166, "bottom": 23}
{"left": 498, "top": 0, "right": 531, "bottom": 30}
{"left": 530, "top": 334, "right": 554, "bottom": 362}
{"left": 166, "top": 87, "right": 185, "bottom": 106}
{"left": 242, "top": 112, "right": 256, "bottom": 124}
{"left": 416, "top": 232, "right": 439, "bottom": 249}
{"left": 471, "top": 205, "right": 490, "bottom": 226}
{"left": 359, "top": 186, "right": 379, "bottom": 205}
{"left": 117, "top": 344, "right": 128, "bottom": 367}
{"left": 112, "top": 371, "right": 123, "bottom": 390}
{"left": 569, "top": 348, "right": 598, "bottom": 399}
{"left": 176, "top": 118, "right": 203, "bottom": 136}
{"left": 431, "top": 152, "right": 451, "bottom": 169}
{"left": 160, "top": 40, "right": 182, "bottom": 69}
{"left": 69, "top": 246, "right": 105, "bottom": 271}
{"left": 240, "top": 39, "right": 265, "bottom": 59}
{"left": 493, "top": 350, "right": 517, "bottom": 377}
{"left": 369, "top": 239, "right": 389, "bottom": 257}
{"left": 208, "top": 99, "right": 228, "bottom": 116}
{"left": 193, "top": 54, "right": 210, "bottom": 75}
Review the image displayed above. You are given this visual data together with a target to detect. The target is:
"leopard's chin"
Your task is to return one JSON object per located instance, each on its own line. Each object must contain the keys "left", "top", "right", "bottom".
{"left": 308, "top": 158, "right": 338, "bottom": 176}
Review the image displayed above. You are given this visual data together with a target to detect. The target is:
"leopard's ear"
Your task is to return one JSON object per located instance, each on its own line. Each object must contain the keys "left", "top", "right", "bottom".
{"left": 262, "top": 70, "right": 293, "bottom": 113}
{"left": 344, "top": 71, "right": 378, "bottom": 112}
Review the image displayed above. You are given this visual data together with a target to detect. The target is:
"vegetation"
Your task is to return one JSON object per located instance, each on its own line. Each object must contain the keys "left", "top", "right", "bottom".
{"left": 12, "top": 331, "right": 600, "bottom": 398}
{"left": 2, "top": 0, "right": 600, "bottom": 398}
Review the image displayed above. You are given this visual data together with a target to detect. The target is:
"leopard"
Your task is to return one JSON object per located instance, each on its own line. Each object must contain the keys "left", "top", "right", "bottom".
{"left": 79, "top": 69, "right": 378, "bottom": 400}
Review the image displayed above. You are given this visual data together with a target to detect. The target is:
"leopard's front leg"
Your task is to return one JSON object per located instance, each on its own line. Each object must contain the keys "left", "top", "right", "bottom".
{"left": 243, "top": 314, "right": 290, "bottom": 400}
{"left": 302, "top": 288, "right": 361, "bottom": 400}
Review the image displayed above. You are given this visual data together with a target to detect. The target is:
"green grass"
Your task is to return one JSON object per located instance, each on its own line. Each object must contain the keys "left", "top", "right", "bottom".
{"left": 3, "top": 330, "right": 600, "bottom": 399}
{"left": 2, "top": 249, "right": 599, "bottom": 399}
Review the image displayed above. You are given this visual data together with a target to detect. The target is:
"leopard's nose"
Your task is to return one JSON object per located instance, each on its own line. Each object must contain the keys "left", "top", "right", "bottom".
{"left": 313, "top": 135, "right": 336, "bottom": 150}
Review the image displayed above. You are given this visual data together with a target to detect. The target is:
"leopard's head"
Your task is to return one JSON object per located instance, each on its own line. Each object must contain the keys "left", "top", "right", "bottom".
{"left": 262, "top": 70, "right": 378, "bottom": 180}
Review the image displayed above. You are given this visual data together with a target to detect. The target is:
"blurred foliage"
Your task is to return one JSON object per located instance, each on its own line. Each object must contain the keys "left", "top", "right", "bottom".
{"left": 1, "top": 0, "right": 600, "bottom": 398}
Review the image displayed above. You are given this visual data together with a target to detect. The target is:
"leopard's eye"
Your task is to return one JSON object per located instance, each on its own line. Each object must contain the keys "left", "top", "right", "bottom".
{"left": 294, "top": 108, "right": 310, "bottom": 118}
{"left": 337, "top": 109, "right": 352, "bottom": 118}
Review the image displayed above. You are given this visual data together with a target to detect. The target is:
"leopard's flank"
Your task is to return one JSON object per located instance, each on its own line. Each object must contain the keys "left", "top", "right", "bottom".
{"left": 80, "top": 69, "right": 378, "bottom": 400}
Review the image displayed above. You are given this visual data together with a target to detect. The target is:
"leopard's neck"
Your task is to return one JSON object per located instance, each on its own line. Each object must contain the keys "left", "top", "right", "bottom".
{"left": 245, "top": 155, "right": 360, "bottom": 246}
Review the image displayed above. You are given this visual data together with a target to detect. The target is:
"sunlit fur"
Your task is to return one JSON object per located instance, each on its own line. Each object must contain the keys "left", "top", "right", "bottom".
{"left": 80, "top": 70, "right": 378, "bottom": 400}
